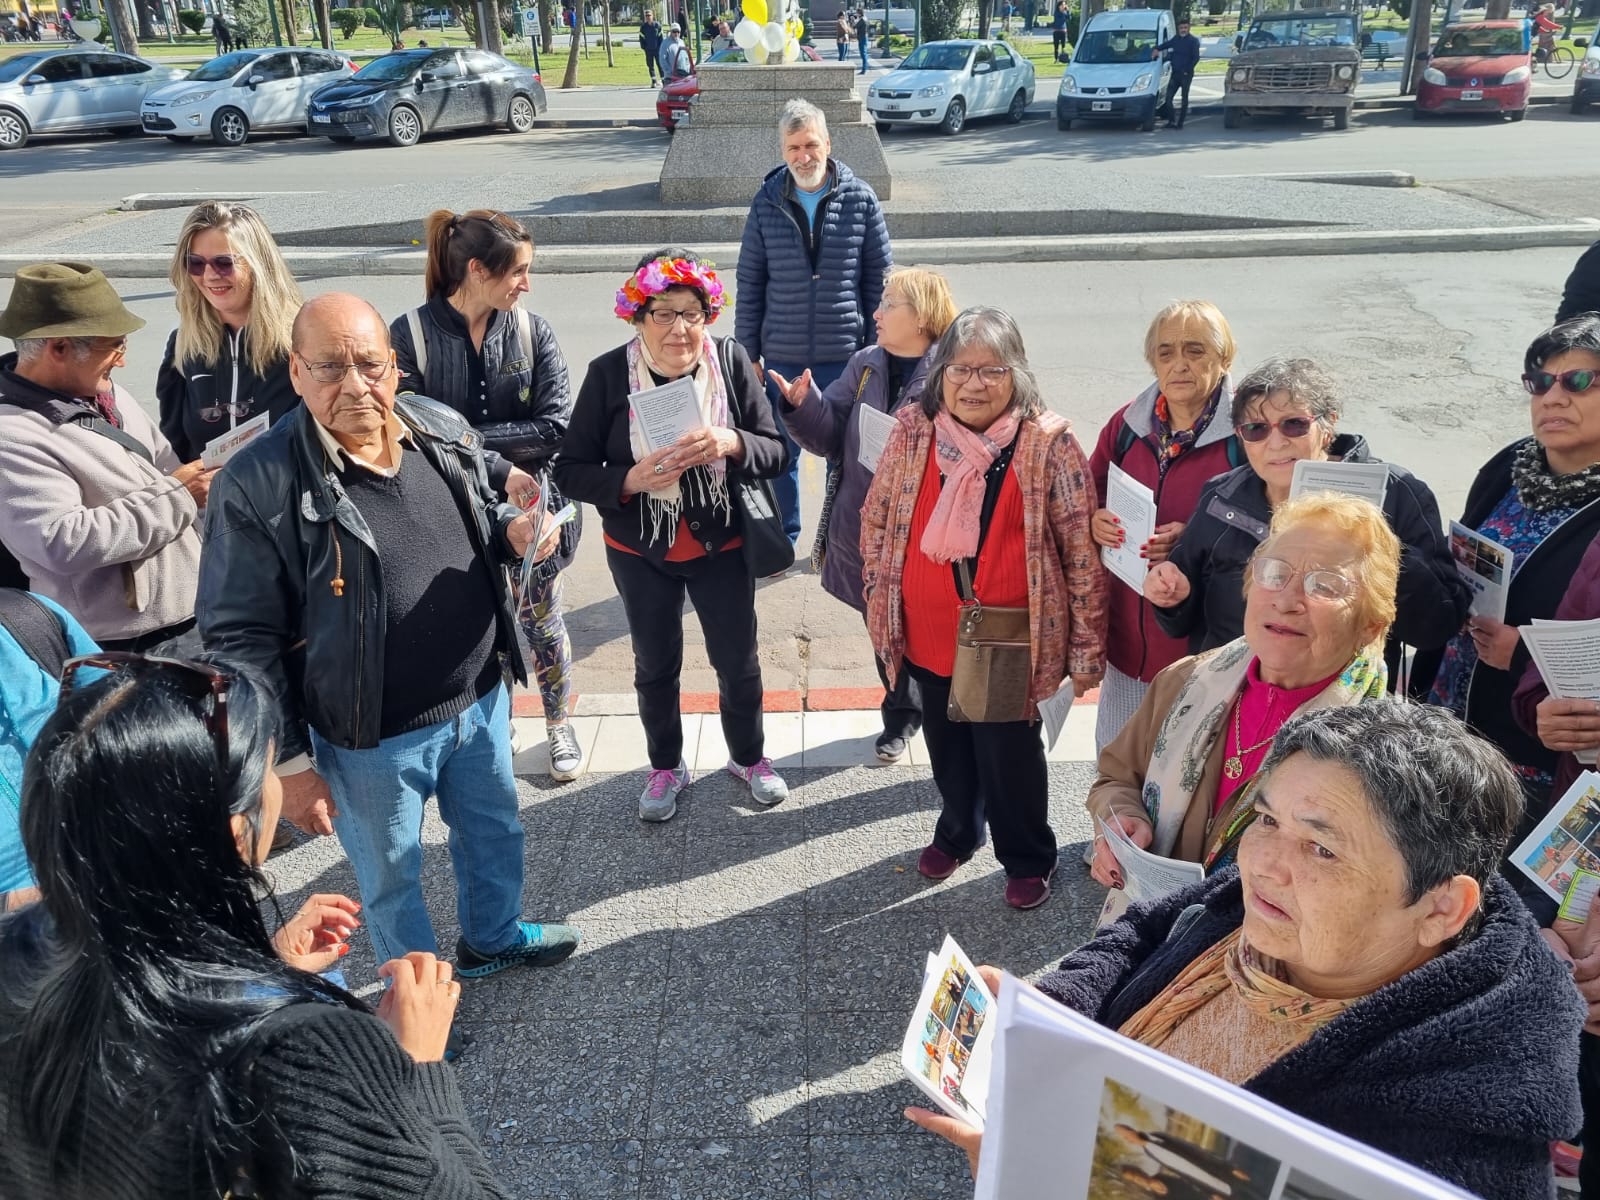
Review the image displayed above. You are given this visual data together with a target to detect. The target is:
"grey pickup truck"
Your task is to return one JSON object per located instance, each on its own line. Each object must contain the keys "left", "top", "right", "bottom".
{"left": 1224, "top": 8, "right": 1362, "bottom": 130}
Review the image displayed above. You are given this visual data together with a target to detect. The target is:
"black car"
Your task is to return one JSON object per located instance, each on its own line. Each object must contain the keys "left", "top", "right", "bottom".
{"left": 305, "top": 48, "right": 546, "bottom": 147}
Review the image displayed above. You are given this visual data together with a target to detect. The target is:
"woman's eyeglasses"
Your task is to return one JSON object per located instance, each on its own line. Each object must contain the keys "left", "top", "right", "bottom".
{"left": 1235, "top": 416, "right": 1316, "bottom": 443}
{"left": 1250, "top": 556, "right": 1354, "bottom": 602}
{"left": 645, "top": 307, "right": 709, "bottom": 327}
{"left": 59, "top": 652, "right": 231, "bottom": 762}
{"left": 1524, "top": 369, "right": 1599, "bottom": 397}
{"left": 944, "top": 364, "right": 1013, "bottom": 386}
{"left": 185, "top": 254, "right": 243, "bottom": 278}
{"left": 199, "top": 401, "right": 252, "bottom": 424}
{"left": 295, "top": 354, "right": 393, "bottom": 384}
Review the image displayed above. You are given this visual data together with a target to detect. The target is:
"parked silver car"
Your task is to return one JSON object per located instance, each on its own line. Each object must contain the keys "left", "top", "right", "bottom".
{"left": 0, "top": 46, "right": 185, "bottom": 150}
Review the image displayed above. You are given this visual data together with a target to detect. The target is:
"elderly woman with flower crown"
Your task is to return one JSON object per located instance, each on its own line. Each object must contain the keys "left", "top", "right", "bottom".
{"left": 554, "top": 247, "right": 790, "bottom": 824}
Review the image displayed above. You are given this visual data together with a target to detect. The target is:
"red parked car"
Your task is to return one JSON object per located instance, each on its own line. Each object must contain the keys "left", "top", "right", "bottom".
{"left": 656, "top": 43, "right": 824, "bottom": 130}
{"left": 1415, "top": 20, "right": 1532, "bottom": 120}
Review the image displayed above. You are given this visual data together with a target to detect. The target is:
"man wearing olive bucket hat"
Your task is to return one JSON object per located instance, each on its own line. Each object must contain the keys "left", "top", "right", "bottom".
{"left": 0, "top": 262, "right": 212, "bottom": 651}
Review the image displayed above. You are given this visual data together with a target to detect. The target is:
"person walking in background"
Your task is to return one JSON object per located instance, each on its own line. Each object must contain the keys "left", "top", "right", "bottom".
{"left": 737, "top": 99, "right": 892, "bottom": 546}
{"left": 210, "top": 12, "right": 231, "bottom": 54}
{"left": 156, "top": 202, "right": 301, "bottom": 466}
{"left": 1152, "top": 16, "right": 1200, "bottom": 129}
{"left": 640, "top": 8, "right": 663, "bottom": 84}
{"left": 835, "top": 9, "right": 852, "bottom": 60}
{"left": 1052, "top": 0, "right": 1069, "bottom": 62}
{"left": 391, "top": 209, "right": 584, "bottom": 784}
{"left": 198, "top": 293, "right": 581, "bottom": 990}
{"left": 554, "top": 249, "right": 791, "bottom": 823}
{"left": 861, "top": 307, "right": 1106, "bottom": 911}
{"left": 854, "top": 8, "right": 870, "bottom": 72}
{"left": 766, "top": 267, "right": 957, "bottom": 764}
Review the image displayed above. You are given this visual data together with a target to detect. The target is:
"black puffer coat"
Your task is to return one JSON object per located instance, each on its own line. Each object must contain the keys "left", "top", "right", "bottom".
{"left": 155, "top": 326, "right": 299, "bottom": 465}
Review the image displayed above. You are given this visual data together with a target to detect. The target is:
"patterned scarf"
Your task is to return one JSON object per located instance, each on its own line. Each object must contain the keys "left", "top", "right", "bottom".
{"left": 1139, "top": 637, "right": 1388, "bottom": 868}
{"left": 1117, "top": 929, "right": 1357, "bottom": 1049}
{"left": 1152, "top": 384, "right": 1221, "bottom": 474}
{"left": 1511, "top": 435, "right": 1600, "bottom": 514}
{"left": 625, "top": 331, "right": 731, "bottom": 547}
{"left": 918, "top": 408, "right": 1020, "bottom": 564}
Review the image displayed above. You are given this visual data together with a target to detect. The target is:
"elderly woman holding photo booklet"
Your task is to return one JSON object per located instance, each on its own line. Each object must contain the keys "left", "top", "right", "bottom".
{"left": 909, "top": 702, "right": 1585, "bottom": 1200}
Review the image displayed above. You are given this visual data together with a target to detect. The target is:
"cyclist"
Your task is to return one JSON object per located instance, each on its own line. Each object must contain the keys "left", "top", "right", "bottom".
{"left": 1533, "top": 3, "right": 1560, "bottom": 62}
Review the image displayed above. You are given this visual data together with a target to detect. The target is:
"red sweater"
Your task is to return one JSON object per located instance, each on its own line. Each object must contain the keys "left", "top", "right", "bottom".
{"left": 902, "top": 450, "right": 1029, "bottom": 676}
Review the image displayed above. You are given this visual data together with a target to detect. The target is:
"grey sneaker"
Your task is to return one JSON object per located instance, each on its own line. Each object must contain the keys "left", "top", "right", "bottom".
{"left": 727, "top": 757, "right": 788, "bottom": 807}
{"left": 548, "top": 723, "right": 582, "bottom": 782}
{"left": 640, "top": 761, "right": 690, "bottom": 822}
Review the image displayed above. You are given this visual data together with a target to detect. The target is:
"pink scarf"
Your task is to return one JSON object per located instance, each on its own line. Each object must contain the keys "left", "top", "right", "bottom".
{"left": 918, "top": 409, "right": 1021, "bottom": 564}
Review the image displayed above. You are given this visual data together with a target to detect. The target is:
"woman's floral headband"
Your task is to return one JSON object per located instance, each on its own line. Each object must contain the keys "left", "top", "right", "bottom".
{"left": 614, "top": 257, "right": 727, "bottom": 323}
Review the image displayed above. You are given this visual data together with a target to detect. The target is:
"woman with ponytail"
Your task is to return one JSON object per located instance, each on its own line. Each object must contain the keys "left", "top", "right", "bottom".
{"left": 0, "top": 653, "right": 507, "bottom": 1198}
{"left": 391, "top": 209, "right": 584, "bottom": 781}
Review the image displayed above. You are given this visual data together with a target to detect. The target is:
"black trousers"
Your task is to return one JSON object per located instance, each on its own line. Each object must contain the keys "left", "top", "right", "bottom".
{"left": 607, "top": 545, "right": 765, "bottom": 771}
{"left": 908, "top": 661, "right": 1056, "bottom": 879}
{"left": 1582, "top": 1031, "right": 1600, "bottom": 1199}
{"left": 1160, "top": 72, "right": 1193, "bottom": 126}
{"left": 1052, "top": 28, "right": 1066, "bottom": 58}
{"left": 875, "top": 652, "right": 923, "bottom": 741}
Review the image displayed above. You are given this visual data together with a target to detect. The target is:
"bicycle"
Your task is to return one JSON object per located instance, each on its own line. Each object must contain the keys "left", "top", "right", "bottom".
{"left": 1534, "top": 41, "right": 1576, "bottom": 78}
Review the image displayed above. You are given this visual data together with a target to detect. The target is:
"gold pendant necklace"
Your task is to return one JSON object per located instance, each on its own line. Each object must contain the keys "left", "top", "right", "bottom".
{"left": 1224, "top": 698, "right": 1278, "bottom": 781}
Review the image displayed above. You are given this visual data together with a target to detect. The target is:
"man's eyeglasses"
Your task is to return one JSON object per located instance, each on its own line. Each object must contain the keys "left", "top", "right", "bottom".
{"left": 185, "top": 253, "right": 243, "bottom": 278}
{"left": 644, "top": 307, "right": 710, "bottom": 327}
{"left": 944, "top": 364, "right": 1013, "bottom": 387}
{"left": 60, "top": 652, "right": 231, "bottom": 762}
{"left": 1235, "top": 416, "right": 1316, "bottom": 443}
{"left": 295, "top": 354, "right": 393, "bottom": 384}
{"left": 1524, "top": 369, "right": 1599, "bottom": 398}
{"left": 1250, "top": 556, "right": 1355, "bottom": 602}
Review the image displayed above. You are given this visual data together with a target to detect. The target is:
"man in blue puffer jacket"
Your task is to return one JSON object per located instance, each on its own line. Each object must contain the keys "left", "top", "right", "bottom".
{"left": 737, "top": 98, "right": 892, "bottom": 544}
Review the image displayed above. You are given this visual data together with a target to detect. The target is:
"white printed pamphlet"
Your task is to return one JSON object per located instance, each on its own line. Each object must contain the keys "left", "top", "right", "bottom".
{"left": 1519, "top": 616, "right": 1600, "bottom": 765}
{"left": 1511, "top": 769, "right": 1600, "bottom": 902}
{"left": 1096, "top": 811, "right": 1204, "bottom": 926}
{"left": 856, "top": 403, "right": 897, "bottom": 474}
{"left": 1101, "top": 463, "right": 1156, "bottom": 593}
{"left": 200, "top": 410, "right": 271, "bottom": 469}
{"left": 973, "top": 975, "right": 1476, "bottom": 1200}
{"left": 627, "top": 377, "right": 703, "bottom": 453}
{"left": 1036, "top": 682, "right": 1075, "bottom": 751}
{"left": 1447, "top": 522, "right": 1514, "bottom": 623}
{"left": 1288, "top": 458, "right": 1391, "bottom": 508}
{"left": 899, "top": 935, "right": 995, "bottom": 1130}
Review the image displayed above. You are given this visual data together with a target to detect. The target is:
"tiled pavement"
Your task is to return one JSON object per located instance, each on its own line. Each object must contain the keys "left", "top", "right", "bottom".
{"left": 265, "top": 706, "right": 1107, "bottom": 1200}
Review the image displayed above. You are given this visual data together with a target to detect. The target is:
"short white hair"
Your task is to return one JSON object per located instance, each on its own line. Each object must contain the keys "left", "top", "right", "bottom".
{"left": 13, "top": 336, "right": 96, "bottom": 364}
{"left": 779, "top": 98, "right": 827, "bottom": 139}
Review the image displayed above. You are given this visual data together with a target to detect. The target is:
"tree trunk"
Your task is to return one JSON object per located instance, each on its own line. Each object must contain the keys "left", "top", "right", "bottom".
{"left": 313, "top": 0, "right": 331, "bottom": 46}
{"left": 279, "top": 0, "right": 298, "bottom": 42}
{"left": 107, "top": 0, "right": 141, "bottom": 54}
{"left": 1483, "top": 0, "right": 1509, "bottom": 15}
{"left": 485, "top": 0, "right": 504, "bottom": 51}
{"left": 975, "top": 0, "right": 991, "bottom": 34}
{"left": 1084, "top": 0, "right": 1106, "bottom": 17}
{"left": 136, "top": 0, "right": 157, "bottom": 41}
{"left": 560, "top": 15, "right": 581, "bottom": 84}
{"left": 538, "top": 0, "right": 554, "bottom": 48}
{"left": 600, "top": 0, "right": 612, "bottom": 65}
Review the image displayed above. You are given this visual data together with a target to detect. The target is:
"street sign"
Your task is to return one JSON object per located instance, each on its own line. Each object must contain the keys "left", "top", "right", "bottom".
{"left": 522, "top": 10, "right": 537, "bottom": 36}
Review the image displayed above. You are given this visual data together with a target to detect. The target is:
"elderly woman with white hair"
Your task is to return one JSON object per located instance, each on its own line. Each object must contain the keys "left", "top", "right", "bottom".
{"left": 861, "top": 306, "right": 1106, "bottom": 911}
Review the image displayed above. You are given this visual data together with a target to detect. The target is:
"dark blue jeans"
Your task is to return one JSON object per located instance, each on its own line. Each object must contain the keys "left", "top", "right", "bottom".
{"left": 762, "top": 358, "right": 848, "bottom": 544}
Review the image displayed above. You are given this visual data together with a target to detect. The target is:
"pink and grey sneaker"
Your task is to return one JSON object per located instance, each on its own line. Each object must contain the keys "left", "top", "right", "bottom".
{"left": 639, "top": 761, "right": 690, "bottom": 823}
{"left": 726, "top": 757, "right": 788, "bottom": 806}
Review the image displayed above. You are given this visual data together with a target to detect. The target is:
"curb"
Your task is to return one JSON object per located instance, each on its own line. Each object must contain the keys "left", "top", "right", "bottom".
{"left": 11, "top": 221, "right": 1593, "bottom": 276}
{"left": 511, "top": 686, "right": 1102, "bottom": 717}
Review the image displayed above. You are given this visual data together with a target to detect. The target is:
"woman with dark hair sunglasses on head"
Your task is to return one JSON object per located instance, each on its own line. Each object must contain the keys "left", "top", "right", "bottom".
{"left": 0, "top": 653, "right": 509, "bottom": 1199}
{"left": 1142, "top": 354, "right": 1469, "bottom": 687}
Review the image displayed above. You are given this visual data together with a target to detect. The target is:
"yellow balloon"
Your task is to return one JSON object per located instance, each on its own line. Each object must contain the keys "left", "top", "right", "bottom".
{"left": 743, "top": 0, "right": 767, "bottom": 25}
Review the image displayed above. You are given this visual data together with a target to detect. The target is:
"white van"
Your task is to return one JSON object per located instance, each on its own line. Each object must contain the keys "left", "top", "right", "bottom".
{"left": 1575, "top": 21, "right": 1598, "bottom": 115}
{"left": 1056, "top": 7, "right": 1175, "bottom": 131}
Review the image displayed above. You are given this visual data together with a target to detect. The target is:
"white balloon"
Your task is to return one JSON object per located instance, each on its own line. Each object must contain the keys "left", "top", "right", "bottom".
{"left": 733, "top": 17, "right": 762, "bottom": 50}
{"left": 781, "top": 35, "right": 801, "bottom": 61}
{"left": 761, "top": 19, "right": 786, "bottom": 52}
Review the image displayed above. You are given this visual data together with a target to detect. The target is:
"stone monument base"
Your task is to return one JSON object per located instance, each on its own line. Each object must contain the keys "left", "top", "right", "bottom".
{"left": 658, "top": 61, "right": 891, "bottom": 205}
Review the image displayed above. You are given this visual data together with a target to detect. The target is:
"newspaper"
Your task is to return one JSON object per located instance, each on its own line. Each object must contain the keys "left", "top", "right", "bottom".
{"left": 1447, "top": 521, "right": 1514, "bottom": 623}
{"left": 1288, "top": 458, "right": 1390, "bottom": 508}
{"left": 975, "top": 977, "right": 1476, "bottom": 1200}
{"left": 1101, "top": 463, "right": 1156, "bottom": 593}
{"left": 1520, "top": 617, "right": 1600, "bottom": 765}
{"left": 1511, "top": 769, "right": 1600, "bottom": 902}
{"left": 200, "top": 409, "right": 271, "bottom": 468}
{"left": 1096, "top": 812, "right": 1204, "bottom": 926}
{"left": 899, "top": 936, "right": 995, "bottom": 1130}
{"left": 856, "top": 403, "right": 897, "bottom": 473}
{"left": 627, "top": 376, "right": 703, "bottom": 453}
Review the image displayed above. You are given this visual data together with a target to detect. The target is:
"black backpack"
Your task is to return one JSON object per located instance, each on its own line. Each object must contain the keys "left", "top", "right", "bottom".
{"left": 1112, "top": 420, "right": 1244, "bottom": 471}
{"left": 0, "top": 589, "right": 71, "bottom": 680}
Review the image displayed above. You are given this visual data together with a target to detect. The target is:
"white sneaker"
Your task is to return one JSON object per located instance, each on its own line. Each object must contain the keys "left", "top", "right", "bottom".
{"left": 640, "top": 761, "right": 690, "bottom": 822}
{"left": 726, "top": 757, "right": 788, "bottom": 807}
{"left": 548, "top": 723, "right": 583, "bottom": 782}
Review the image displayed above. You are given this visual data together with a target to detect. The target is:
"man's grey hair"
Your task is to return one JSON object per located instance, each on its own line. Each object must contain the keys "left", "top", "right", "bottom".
{"left": 13, "top": 336, "right": 98, "bottom": 364}
{"left": 1230, "top": 355, "right": 1341, "bottom": 429}
{"left": 1258, "top": 704, "right": 1522, "bottom": 927}
{"left": 779, "top": 98, "right": 827, "bottom": 138}
{"left": 920, "top": 306, "right": 1045, "bottom": 421}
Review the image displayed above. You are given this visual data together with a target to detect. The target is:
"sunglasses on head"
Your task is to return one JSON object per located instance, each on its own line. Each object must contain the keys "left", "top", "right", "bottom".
{"left": 60, "top": 652, "right": 231, "bottom": 763}
{"left": 1523, "top": 369, "right": 1600, "bottom": 397}
{"left": 185, "top": 254, "right": 242, "bottom": 278}
{"left": 1235, "top": 416, "right": 1315, "bottom": 443}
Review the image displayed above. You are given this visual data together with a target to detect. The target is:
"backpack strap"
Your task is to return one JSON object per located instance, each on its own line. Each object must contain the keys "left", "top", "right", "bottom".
{"left": 1113, "top": 420, "right": 1138, "bottom": 464}
{"left": 514, "top": 307, "right": 534, "bottom": 372}
{"left": 69, "top": 413, "right": 155, "bottom": 464}
{"left": 405, "top": 307, "right": 428, "bottom": 380}
{"left": 0, "top": 589, "right": 71, "bottom": 679}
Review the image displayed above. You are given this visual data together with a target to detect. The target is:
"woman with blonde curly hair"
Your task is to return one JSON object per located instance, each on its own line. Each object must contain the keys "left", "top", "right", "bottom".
{"left": 156, "top": 202, "right": 302, "bottom": 464}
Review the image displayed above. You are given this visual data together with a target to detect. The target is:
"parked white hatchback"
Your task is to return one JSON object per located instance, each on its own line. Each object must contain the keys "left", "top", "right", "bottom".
{"left": 865, "top": 38, "right": 1035, "bottom": 135}
{"left": 140, "top": 46, "right": 355, "bottom": 146}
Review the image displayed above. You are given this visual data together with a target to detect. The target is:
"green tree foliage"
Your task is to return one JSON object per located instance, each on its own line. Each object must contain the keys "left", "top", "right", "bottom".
{"left": 369, "top": 0, "right": 411, "bottom": 41}
{"left": 920, "top": 0, "right": 964, "bottom": 41}
{"left": 230, "top": 0, "right": 276, "bottom": 45}
{"left": 331, "top": 7, "right": 362, "bottom": 36}
{"left": 176, "top": 8, "right": 207, "bottom": 32}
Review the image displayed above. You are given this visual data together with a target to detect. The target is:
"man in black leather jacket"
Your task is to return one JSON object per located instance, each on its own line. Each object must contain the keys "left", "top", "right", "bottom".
{"left": 198, "top": 293, "right": 581, "bottom": 982}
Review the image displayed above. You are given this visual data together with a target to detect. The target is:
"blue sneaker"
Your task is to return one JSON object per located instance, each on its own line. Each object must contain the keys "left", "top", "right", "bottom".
{"left": 454, "top": 921, "right": 582, "bottom": 978}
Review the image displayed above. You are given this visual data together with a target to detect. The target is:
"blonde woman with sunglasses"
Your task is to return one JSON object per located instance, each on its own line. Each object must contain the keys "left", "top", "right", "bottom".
{"left": 156, "top": 201, "right": 302, "bottom": 464}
